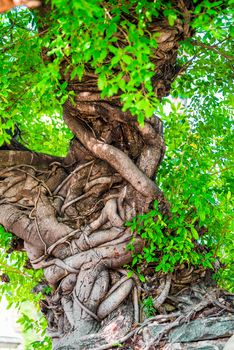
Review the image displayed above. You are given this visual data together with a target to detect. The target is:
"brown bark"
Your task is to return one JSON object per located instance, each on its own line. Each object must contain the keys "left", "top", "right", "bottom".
{"left": 0, "top": 89, "right": 167, "bottom": 349}
{"left": 0, "top": 81, "right": 169, "bottom": 348}
{"left": 0, "top": 98, "right": 165, "bottom": 348}
{"left": 1, "top": 1, "right": 232, "bottom": 349}
{"left": 0, "top": 2, "right": 189, "bottom": 348}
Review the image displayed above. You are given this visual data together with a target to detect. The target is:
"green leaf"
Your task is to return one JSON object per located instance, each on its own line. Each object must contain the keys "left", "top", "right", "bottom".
{"left": 191, "top": 226, "right": 199, "bottom": 240}
{"left": 139, "top": 274, "right": 146, "bottom": 282}
{"left": 168, "top": 13, "right": 177, "bottom": 26}
{"left": 98, "top": 74, "right": 107, "bottom": 90}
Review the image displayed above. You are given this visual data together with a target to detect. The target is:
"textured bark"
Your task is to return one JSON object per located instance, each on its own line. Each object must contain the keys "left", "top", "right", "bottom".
{"left": 1, "top": 1, "right": 232, "bottom": 349}
{"left": 0, "top": 103, "right": 165, "bottom": 348}
{"left": 0, "top": 111, "right": 165, "bottom": 348}
{"left": 0, "top": 3, "right": 189, "bottom": 348}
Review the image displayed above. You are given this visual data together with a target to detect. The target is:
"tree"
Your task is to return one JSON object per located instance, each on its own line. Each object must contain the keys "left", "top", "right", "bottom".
{"left": 0, "top": 1, "right": 233, "bottom": 349}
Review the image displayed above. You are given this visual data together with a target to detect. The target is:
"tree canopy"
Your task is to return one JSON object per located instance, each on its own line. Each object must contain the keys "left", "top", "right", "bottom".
{"left": 0, "top": 1, "right": 233, "bottom": 349}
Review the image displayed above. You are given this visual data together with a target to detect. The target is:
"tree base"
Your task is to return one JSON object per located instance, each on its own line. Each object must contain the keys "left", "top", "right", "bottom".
{"left": 52, "top": 278, "right": 234, "bottom": 350}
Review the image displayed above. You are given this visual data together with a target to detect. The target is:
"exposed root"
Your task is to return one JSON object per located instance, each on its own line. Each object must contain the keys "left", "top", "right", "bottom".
{"left": 32, "top": 257, "right": 79, "bottom": 274}
{"left": 47, "top": 228, "right": 81, "bottom": 255}
{"left": 63, "top": 104, "right": 161, "bottom": 200}
{"left": 90, "top": 198, "right": 124, "bottom": 231}
{"left": 61, "top": 192, "right": 90, "bottom": 214}
{"left": 95, "top": 329, "right": 136, "bottom": 350}
{"left": 53, "top": 160, "right": 94, "bottom": 195}
{"left": 97, "top": 278, "right": 134, "bottom": 319}
{"left": 0, "top": 75, "right": 169, "bottom": 348}
{"left": 73, "top": 291, "right": 101, "bottom": 322}
{"left": 133, "top": 286, "right": 140, "bottom": 323}
{"left": 153, "top": 274, "right": 172, "bottom": 309}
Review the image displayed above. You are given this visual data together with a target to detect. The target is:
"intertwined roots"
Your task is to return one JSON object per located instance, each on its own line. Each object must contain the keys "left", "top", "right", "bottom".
{"left": 0, "top": 80, "right": 233, "bottom": 350}
{"left": 0, "top": 91, "right": 168, "bottom": 348}
{"left": 0, "top": 3, "right": 194, "bottom": 347}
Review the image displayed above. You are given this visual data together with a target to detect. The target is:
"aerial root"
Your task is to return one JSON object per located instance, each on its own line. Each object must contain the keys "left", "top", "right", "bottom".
{"left": 93, "top": 289, "right": 224, "bottom": 350}
{"left": 32, "top": 257, "right": 79, "bottom": 274}
{"left": 0, "top": 99, "right": 169, "bottom": 347}
{"left": 60, "top": 175, "right": 122, "bottom": 215}
{"left": 73, "top": 291, "right": 101, "bottom": 322}
{"left": 117, "top": 185, "right": 127, "bottom": 220}
{"left": 90, "top": 198, "right": 124, "bottom": 231}
{"left": 73, "top": 227, "right": 124, "bottom": 252}
{"left": 42, "top": 238, "right": 143, "bottom": 286}
{"left": 46, "top": 268, "right": 138, "bottom": 333}
{"left": 153, "top": 273, "right": 172, "bottom": 309}
{"left": 63, "top": 107, "right": 160, "bottom": 199}
{"left": 53, "top": 160, "right": 94, "bottom": 195}
{"left": 75, "top": 276, "right": 135, "bottom": 320}
{"left": 133, "top": 285, "right": 140, "bottom": 323}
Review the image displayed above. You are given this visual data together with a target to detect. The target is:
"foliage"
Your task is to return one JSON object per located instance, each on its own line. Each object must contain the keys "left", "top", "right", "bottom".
{"left": 126, "top": 74, "right": 233, "bottom": 289}
{"left": 126, "top": 200, "right": 215, "bottom": 274}
{"left": 142, "top": 296, "right": 156, "bottom": 318}
{"left": 17, "top": 312, "right": 51, "bottom": 350}
{"left": 0, "top": 226, "right": 43, "bottom": 306}
{"left": 123, "top": 2, "right": 233, "bottom": 291}
{"left": 0, "top": 225, "right": 50, "bottom": 348}
{"left": 0, "top": 7, "right": 72, "bottom": 154}
{"left": 0, "top": 0, "right": 233, "bottom": 143}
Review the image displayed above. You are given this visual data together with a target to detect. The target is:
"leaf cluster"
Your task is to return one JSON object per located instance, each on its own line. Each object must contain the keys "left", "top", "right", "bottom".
{"left": 0, "top": 0, "right": 232, "bottom": 143}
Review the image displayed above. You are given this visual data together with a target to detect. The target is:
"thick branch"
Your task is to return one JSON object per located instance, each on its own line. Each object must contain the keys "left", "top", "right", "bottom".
{"left": 63, "top": 103, "right": 160, "bottom": 199}
{"left": 0, "top": 150, "right": 62, "bottom": 167}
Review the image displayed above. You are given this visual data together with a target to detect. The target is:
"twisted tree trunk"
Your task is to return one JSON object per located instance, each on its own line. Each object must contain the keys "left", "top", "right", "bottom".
{"left": 1, "top": 2, "right": 233, "bottom": 349}
{"left": 2, "top": 100, "right": 233, "bottom": 350}
{"left": 0, "top": 73, "right": 169, "bottom": 347}
{"left": 0, "top": 90, "right": 167, "bottom": 348}
{"left": 0, "top": 4, "right": 179, "bottom": 348}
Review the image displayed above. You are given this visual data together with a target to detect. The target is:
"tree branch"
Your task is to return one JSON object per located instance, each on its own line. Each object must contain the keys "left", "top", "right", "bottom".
{"left": 191, "top": 39, "right": 233, "bottom": 60}
{"left": 63, "top": 102, "right": 160, "bottom": 199}
{"left": 0, "top": 150, "right": 63, "bottom": 167}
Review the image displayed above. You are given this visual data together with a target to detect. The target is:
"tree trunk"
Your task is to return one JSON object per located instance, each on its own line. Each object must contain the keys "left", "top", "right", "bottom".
{"left": 0, "top": 88, "right": 167, "bottom": 348}
{"left": 0, "top": 2, "right": 233, "bottom": 349}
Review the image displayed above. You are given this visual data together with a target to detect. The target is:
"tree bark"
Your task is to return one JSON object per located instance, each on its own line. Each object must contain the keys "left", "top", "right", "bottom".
{"left": 1, "top": 1, "right": 233, "bottom": 349}
{"left": 0, "top": 95, "right": 166, "bottom": 348}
